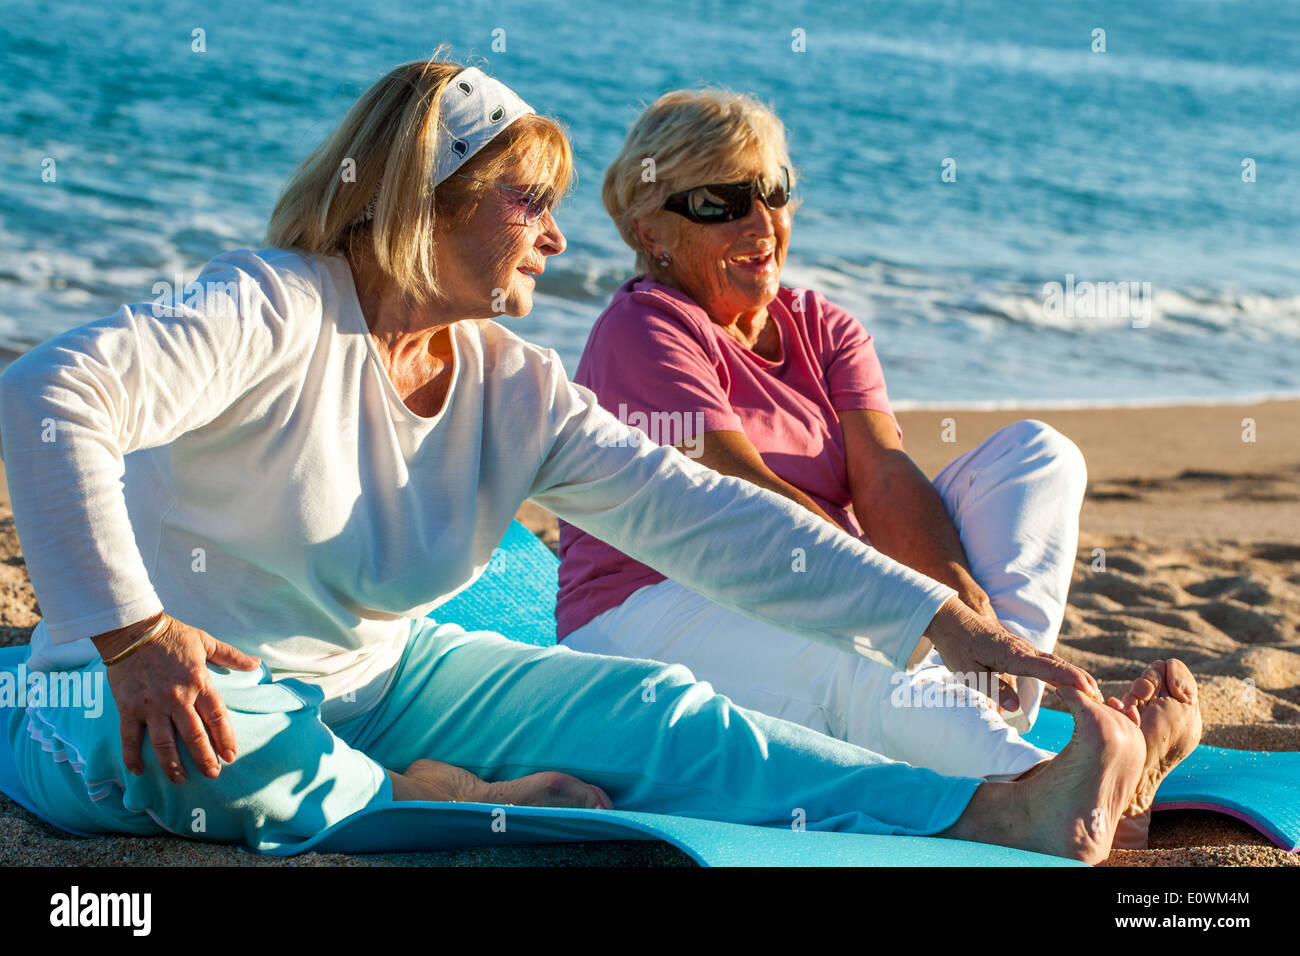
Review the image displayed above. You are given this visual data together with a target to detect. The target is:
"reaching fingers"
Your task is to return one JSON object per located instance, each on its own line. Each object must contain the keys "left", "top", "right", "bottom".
{"left": 935, "top": 612, "right": 1101, "bottom": 705}
{"left": 1020, "top": 652, "right": 1101, "bottom": 703}
{"left": 971, "top": 624, "right": 1100, "bottom": 704}
{"left": 996, "top": 675, "right": 1020, "bottom": 712}
{"left": 1052, "top": 682, "right": 1094, "bottom": 716}
{"left": 996, "top": 672, "right": 1020, "bottom": 713}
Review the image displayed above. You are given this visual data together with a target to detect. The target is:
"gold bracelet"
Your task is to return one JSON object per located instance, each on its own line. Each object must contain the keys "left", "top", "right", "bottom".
{"left": 101, "top": 614, "right": 170, "bottom": 667}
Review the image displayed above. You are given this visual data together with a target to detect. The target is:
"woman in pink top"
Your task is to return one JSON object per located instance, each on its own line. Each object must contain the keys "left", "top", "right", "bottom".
{"left": 558, "top": 89, "right": 1183, "bottom": 802}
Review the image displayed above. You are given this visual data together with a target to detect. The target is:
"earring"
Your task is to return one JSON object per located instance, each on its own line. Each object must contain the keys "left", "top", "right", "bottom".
{"left": 657, "top": 251, "right": 671, "bottom": 268}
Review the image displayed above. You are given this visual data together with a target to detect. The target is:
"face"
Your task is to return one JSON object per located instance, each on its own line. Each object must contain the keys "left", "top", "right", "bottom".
{"left": 433, "top": 145, "right": 566, "bottom": 320}
{"left": 642, "top": 164, "right": 792, "bottom": 322}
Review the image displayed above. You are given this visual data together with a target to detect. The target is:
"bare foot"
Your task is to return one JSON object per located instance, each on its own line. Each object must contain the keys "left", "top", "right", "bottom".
{"left": 942, "top": 684, "right": 1144, "bottom": 864}
{"left": 481, "top": 770, "right": 613, "bottom": 810}
{"left": 1109, "top": 659, "right": 1203, "bottom": 849}
{"left": 400, "top": 758, "right": 613, "bottom": 810}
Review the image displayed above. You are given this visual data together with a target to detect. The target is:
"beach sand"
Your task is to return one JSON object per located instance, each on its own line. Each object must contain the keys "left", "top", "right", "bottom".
{"left": 1, "top": 400, "right": 1296, "bottom": 866}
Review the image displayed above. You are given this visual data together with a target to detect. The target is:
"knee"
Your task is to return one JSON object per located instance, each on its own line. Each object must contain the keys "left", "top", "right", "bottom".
{"left": 122, "top": 683, "right": 383, "bottom": 849}
{"left": 126, "top": 729, "right": 386, "bottom": 850}
{"left": 636, "top": 658, "right": 704, "bottom": 698}
{"left": 622, "top": 656, "right": 728, "bottom": 719}
{"left": 1000, "top": 419, "right": 1088, "bottom": 497}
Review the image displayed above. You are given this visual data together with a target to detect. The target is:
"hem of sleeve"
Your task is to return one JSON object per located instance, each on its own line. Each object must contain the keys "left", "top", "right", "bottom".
{"left": 829, "top": 397, "right": 894, "bottom": 413}
{"left": 42, "top": 596, "right": 166, "bottom": 646}
{"left": 831, "top": 399, "right": 902, "bottom": 437}
{"left": 693, "top": 412, "right": 747, "bottom": 436}
{"left": 364, "top": 764, "right": 395, "bottom": 809}
{"left": 898, "top": 774, "right": 983, "bottom": 837}
{"left": 889, "top": 582, "right": 958, "bottom": 673}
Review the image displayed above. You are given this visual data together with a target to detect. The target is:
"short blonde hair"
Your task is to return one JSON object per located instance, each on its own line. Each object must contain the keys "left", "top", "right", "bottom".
{"left": 265, "top": 51, "right": 574, "bottom": 303}
{"left": 602, "top": 88, "right": 798, "bottom": 275}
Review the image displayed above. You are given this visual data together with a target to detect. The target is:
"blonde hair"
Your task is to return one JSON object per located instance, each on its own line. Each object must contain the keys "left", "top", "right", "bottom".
{"left": 602, "top": 88, "right": 798, "bottom": 275}
{"left": 265, "top": 51, "right": 574, "bottom": 303}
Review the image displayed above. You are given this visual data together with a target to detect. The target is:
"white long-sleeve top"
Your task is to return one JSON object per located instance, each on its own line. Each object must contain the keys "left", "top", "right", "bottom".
{"left": 0, "top": 248, "right": 956, "bottom": 723}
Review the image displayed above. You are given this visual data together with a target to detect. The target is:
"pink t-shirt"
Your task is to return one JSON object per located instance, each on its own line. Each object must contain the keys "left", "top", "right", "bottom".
{"left": 555, "top": 274, "right": 900, "bottom": 639}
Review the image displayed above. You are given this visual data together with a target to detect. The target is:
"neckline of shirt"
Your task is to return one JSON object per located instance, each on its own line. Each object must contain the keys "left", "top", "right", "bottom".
{"left": 717, "top": 305, "right": 785, "bottom": 367}
{"left": 328, "top": 253, "right": 462, "bottom": 429}
{"left": 632, "top": 274, "right": 788, "bottom": 369}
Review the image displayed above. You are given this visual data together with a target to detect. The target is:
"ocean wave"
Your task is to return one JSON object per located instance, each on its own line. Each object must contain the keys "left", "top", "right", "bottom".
{"left": 815, "top": 31, "right": 1300, "bottom": 96}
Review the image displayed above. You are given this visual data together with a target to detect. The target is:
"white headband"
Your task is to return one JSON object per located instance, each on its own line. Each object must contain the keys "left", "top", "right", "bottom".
{"left": 357, "top": 66, "right": 535, "bottom": 223}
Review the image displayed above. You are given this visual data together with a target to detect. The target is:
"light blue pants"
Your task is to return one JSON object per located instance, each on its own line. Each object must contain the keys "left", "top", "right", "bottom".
{"left": 7, "top": 617, "right": 982, "bottom": 852}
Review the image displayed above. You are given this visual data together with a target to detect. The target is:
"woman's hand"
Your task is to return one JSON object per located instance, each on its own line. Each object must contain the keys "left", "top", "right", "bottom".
{"left": 94, "top": 613, "right": 262, "bottom": 784}
{"left": 952, "top": 584, "right": 1019, "bottom": 704}
{"left": 924, "top": 595, "right": 1100, "bottom": 711}
{"left": 957, "top": 584, "right": 998, "bottom": 625}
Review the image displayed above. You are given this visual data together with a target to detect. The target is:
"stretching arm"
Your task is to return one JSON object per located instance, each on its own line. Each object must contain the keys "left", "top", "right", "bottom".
{"left": 528, "top": 369, "right": 957, "bottom": 672}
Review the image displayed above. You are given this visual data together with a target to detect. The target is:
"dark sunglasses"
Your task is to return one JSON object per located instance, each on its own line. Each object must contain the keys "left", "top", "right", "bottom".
{"left": 663, "top": 166, "right": 792, "bottom": 224}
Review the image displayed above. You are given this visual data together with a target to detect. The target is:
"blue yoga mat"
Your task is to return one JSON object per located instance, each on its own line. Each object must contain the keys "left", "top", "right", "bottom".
{"left": 435, "top": 519, "right": 559, "bottom": 647}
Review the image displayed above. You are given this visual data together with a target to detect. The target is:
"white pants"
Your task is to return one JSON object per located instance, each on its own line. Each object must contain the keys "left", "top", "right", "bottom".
{"left": 564, "top": 420, "right": 1087, "bottom": 781}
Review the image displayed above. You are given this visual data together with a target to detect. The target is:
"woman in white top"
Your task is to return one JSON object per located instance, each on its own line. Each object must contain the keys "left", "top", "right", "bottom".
{"left": 0, "top": 56, "right": 1190, "bottom": 862}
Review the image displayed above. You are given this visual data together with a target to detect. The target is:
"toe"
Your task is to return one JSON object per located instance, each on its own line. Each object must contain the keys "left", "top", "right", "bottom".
{"left": 1125, "top": 675, "right": 1157, "bottom": 708}
{"left": 1141, "top": 665, "right": 1163, "bottom": 694}
{"left": 1164, "top": 658, "right": 1198, "bottom": 706}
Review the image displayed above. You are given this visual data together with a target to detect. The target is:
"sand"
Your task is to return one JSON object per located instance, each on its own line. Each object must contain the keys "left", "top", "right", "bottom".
{"left": 1, "top": 399, "right": 1297, "bottom": 866}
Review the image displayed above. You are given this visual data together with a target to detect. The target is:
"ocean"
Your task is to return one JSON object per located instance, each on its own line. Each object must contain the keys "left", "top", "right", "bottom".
{"left": 2, "top": 0, "right": 1297, "bottom": 407}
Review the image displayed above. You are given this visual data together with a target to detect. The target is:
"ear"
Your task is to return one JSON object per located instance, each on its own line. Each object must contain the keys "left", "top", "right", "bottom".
{"left": 630, "top": 215, "right": 664, "bottom": 257}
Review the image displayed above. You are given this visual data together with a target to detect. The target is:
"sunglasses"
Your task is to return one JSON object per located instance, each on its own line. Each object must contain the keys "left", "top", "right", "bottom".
{"left": 663, "top": 166, "right": 793, "bottom": 224}
{"left": 454, "top": 174, "right": 555, "bottom": 224}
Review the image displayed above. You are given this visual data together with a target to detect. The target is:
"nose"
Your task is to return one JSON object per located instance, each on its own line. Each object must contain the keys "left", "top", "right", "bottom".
{"left": 537, "top": 209, "right": 566, "bottom": 256}
{"left": 740, "top": 196, "right": 775, "bottom": 237}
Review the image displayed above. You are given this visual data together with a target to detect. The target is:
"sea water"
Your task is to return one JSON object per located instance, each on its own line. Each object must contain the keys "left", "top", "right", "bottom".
{"left": 1, "top": 0, "right": 1296, "bottom": 407}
